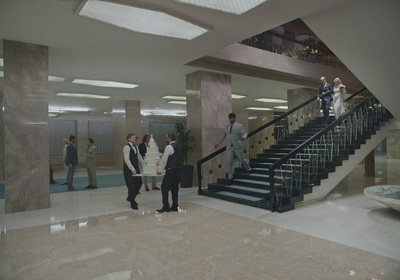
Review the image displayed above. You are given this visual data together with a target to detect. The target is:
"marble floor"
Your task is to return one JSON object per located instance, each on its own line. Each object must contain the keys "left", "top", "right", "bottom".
{"left": 1, "top": 157, "right": 400, "bottom": 279}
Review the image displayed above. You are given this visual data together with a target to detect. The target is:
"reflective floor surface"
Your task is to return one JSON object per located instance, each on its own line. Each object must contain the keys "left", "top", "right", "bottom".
{"left": 1, "top": 157, "right": 400, "bottom": 279}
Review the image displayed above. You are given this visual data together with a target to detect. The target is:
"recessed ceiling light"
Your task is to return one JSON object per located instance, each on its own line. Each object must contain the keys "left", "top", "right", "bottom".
{"left": 49, "top": 106, "right": 90, "bottom": 112}
{"left": 141, "top": 110, "right": 186, "bottom": 116}
{"left": 232, "top": 94, "right": 247, "bottom": 99}
{"left": 274, "top": 106, "right": 288, "bottom": 110}
{"left": 174, "top": 0, "right": 268, "bottom": 15}
{"left": 255, "top": 98, "right": 287, "bottom": 103}
{"left": 72, "top": 78, "right": 138, "bottom": 89}
{"left": 168, "top": 101, "right": 187, "bottom": 105}
{"left": 162, "top": 95, "right": 187, "bottom": 100}
{"left": 48, "top": 76, "right": 66, "bottom": 82}
{"left": 246, "top": 107, "right": 273, "bottom": 111}
{"left": 78, "top": 0, "right": 208, "bottom": 40}
{"left": 56, "top": 92, "right": 111, "bottom": 99}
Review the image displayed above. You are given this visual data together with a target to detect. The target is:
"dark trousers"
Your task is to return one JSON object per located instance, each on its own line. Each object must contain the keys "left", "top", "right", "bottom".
{"left": 123, "top": 169, "right": 142, "bottom": 203}
{"left": 322, "top": 99, "right": 331, "bottom": 124}
{"left": 161, "top": 169, "right": 181, "bottom": 209}
{"left": 67, "top": 166, "right": 75, "bottom": 187}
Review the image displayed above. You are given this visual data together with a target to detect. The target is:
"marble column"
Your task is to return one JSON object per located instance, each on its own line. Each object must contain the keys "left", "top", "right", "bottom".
{"left": 3, "top": 40, "right": 49, "bottom": 213}
{"left": 186, "top": 71, "right": 232, "bottom": 187}
{"left": 112, "top": 100, "right": 141, "bottom": 169}
{"left": 0, "top": 91, "right": 4, "bottom": 180}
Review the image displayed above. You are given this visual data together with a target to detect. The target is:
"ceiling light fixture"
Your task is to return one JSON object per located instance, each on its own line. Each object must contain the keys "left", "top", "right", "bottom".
{"left": 168, "top": 101, "right": 187, "bottom": 105}
{"left": 72, "top": 78, "right": 138, "bottom": 89}
{"left": 232, "top": 94, "right": 247, "bottom": 99}
{"left": 274, "top": 106, "right": 288, "bottom": 110}
{"left": 174, "top": 0, "right": 268, "bottom": 15}
{"left": 162, "top": 95, "right": 187, "bottom": 100}
{"left": 255, "top": 98, "right": 287, "bottom": 103}
{"left": 48, "top": 76, "right": 66, "bottom": 82}
{"left": 246, "top": 107, "right": 273, "bottom": 111}
{"left": 56, "top": 92, "right": 111, "bottom": 99}
{"left": 0, "top": 58, "right": 3, "bottom": 67}
{"left": 78, "top": 0, "right": 208, "bottom": 40}
{"left": 0, "top": 71, "right": 3, "bottom": 78}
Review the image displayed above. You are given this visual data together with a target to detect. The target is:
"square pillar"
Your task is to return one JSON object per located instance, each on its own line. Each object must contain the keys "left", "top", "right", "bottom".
{"left": 112, "top": 100, "right": 141, "bottom": 169}
{"left": 3, "top": 40, "right": 50, "bottom": 213}
{"left": 186, "top": 71, "right": 232, "bottom": 187}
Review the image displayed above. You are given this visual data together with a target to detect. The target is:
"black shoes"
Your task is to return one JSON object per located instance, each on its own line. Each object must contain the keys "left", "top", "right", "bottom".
{"left": 131, "top": 204, "right": 138, "bottom": 210}
{"left": 131, "top": 200, "right": 138, "bottom": 210}
{"left": 170, "top": 207, "right": 178, "bottom": 212}
{"left": 156, "top": 208, "right": 170, "bottom": 213}
{"left": 85, "top": 185, "right": 91, "bottom": 189}
{"left": 145, "top": 187, "right": 150, "bottom": 191}
{"left": 90, "top": 186, "right": 97, "bottom": 189}
{"left": 152, "top": 187, "right": 160, "bottom": 190}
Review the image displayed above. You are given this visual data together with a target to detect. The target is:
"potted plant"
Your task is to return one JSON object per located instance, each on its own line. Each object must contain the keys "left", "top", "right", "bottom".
{"left": 174, "top": 122, "right": 196, "bottom": 188}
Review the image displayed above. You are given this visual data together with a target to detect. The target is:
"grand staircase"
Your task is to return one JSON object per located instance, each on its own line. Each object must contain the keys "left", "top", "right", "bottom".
{"left": 197, "top": 89, "right": 393, "bottom": 212}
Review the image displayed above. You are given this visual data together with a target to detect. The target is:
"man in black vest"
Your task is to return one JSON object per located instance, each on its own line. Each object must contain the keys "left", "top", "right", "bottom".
{"left": 123, "top": 133, "right": 144, "bottom": 210}
{"left": 156, "top": 133, "right": 182, "bottom": 213}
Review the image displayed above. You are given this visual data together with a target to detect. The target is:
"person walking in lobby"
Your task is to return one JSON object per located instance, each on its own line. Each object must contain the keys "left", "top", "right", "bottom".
{"left": 85, "top": 138, "right": 97, "bottom": 189}
{"left": 66, "top": 135, "right": 78, "bottom": 191}
{"left": 123, "top": 133, "right": 144, "bottom": 210}
{"left": 156, "top": 133, "right": 182, "bottom": 213}
{"left": 333, "top": 77, "right": 346, "bottom": 119}
{"left": 215, "top": 112, "right": 251, "bottom": 182}
{"left": 317, "top": 76, "right": 334, "bottom": 125}
{"left": 138, "top": 134, "right": 160, "bottom": 191}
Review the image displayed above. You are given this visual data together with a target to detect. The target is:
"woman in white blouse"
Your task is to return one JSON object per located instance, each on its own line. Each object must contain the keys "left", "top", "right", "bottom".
{"left": 333, "top": 77, "right": 346, "bottom": 119}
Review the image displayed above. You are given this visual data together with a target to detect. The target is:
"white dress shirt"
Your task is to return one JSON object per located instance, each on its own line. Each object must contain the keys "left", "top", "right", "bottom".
{"left": 157, "top": 141, "right": 175, "bottom": 173}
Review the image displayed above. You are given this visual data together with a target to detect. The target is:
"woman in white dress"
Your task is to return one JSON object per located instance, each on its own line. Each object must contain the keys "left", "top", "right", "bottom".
{"left": 333, "top": 77, "right": 346, "bottom": 119}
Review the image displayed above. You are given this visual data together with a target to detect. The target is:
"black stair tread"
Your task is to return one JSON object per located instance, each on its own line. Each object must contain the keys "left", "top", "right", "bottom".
{"left": 211, "top": 191, "right": 265, "bottom": 201}
{"left": 233, "top": 178, "right": 269, "bottom": 185}
{"left": 225, "top": 184, "right": 270, "bottom": 194}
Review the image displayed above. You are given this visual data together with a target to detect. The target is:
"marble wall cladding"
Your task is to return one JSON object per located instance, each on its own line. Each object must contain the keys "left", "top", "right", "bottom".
{"left": 386, "top": 130, "right": 400, "bottom": 159}
{"left": 187, "top": 71, "right": 232, "bottom": 185}
{"left": 0, "top": 92, "right": 4, "bottom": 180}
{"left": 3, "top": 40, "right": 50, "bottom": 213}
{"left": 287, "top": 87, "right": 316, "bottom": 110}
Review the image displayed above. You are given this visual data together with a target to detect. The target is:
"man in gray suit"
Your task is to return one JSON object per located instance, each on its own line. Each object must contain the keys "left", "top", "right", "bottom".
{"left": 85, "top": 138, "right": 97, "bottom": 189}
{"left": 215, "top": 112, "right": 251, "bottom": 181}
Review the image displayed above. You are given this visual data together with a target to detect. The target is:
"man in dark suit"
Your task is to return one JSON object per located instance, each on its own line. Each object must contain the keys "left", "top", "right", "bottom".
{"left": 123, "top": 133, "right": 144, "bottom": 210}
{"left": 156, "top": 133, "right": 182, "bottom": 213}
{"left": 215, "top": 112, "right": 251, "bottom": 181}
{"left": 66, "top": 135, "right": 78, "bottom": 191}
{"left": 318, "top": 76, "right": 334, "bottom": 125}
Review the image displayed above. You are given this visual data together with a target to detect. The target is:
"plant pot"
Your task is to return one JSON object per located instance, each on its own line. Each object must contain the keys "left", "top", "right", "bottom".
{"left": 180, "top": 165, "right": 193, "bottom": 188}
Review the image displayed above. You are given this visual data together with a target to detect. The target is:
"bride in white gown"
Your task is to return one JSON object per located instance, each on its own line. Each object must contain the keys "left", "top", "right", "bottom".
{"left": 333, "top": 77, "right": 346, "bottom": 119}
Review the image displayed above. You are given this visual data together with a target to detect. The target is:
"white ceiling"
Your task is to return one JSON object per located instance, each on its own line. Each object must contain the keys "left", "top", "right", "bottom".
{"left": 0, "top": 0, "right": 347, "bottom": 116}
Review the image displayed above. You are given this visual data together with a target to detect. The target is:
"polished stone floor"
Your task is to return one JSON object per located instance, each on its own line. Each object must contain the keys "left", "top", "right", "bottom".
{"left": 1, "top": 157, "right": 400, "bottom": 279}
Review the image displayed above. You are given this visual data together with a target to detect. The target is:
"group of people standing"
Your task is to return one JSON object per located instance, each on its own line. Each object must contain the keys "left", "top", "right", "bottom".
{"left": 62, "top": 135, "right": 97, "bottom": 191}
{"left": 123, "top": 132, "right": 182, "bottom": 213}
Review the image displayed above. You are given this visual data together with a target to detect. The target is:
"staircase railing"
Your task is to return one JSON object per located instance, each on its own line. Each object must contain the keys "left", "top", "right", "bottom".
{"left": 196, "top": 92, "right": 321, "bottom": 194}
{"left": 196, "top": 87, "right": 379, "bottom": 211}
{"left": 269, "top": 89, "right": 390, "bottom": 211}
